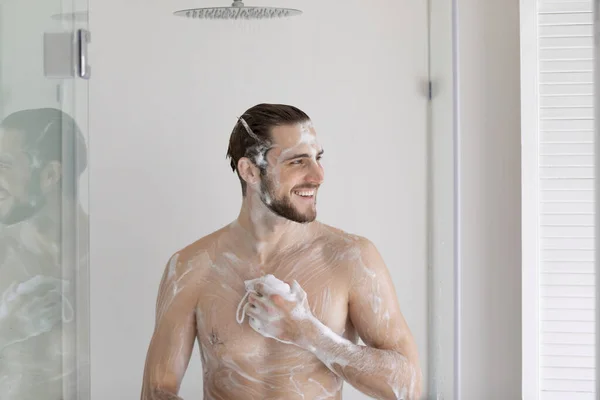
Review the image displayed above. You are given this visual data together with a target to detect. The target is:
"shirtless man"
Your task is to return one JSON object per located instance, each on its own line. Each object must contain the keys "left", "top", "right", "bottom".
{"left": 0, "top": 108, "right": 89, "bottom": 400}
{"left": 141, "top": 103, "right": 422, "bottom": 400}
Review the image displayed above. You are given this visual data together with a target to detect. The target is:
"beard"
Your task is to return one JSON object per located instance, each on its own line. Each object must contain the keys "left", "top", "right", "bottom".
{"left": 0, "top": 170, "right": 47, "bottom": 226}
{"left": 259, "top": 173, "right": 317, "bottom": 224}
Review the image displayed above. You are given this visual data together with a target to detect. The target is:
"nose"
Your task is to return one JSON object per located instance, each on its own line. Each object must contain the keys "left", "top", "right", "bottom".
{"left": 306, "top": 159, "right": 324, "bottom": 185}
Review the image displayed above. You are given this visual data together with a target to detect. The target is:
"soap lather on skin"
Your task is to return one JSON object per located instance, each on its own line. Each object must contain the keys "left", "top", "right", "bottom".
{"left": 140, "top": 104, "right": 422, "bottom": 400}
{"left": 237, "top": 274, "right": 307, "bottom": 343}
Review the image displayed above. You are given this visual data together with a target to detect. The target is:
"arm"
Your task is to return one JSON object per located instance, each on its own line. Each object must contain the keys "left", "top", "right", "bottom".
{"left": 304, "top": 238, "right": 422, "bottom": 400}
{"left": 245, "top": 238, "right": 422, "bottom": 399}
{"left": 141, "top": 253, "right": 199, "bottom": 400}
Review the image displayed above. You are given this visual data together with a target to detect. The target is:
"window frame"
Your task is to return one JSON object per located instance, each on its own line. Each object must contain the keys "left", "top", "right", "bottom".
{"left": 520, "top": 0, "right": 541, "bottom": 397}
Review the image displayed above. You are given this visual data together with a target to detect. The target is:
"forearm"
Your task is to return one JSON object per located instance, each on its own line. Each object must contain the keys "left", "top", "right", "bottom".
{"left": 302, "top": 316, "right": 421, "bottom": 400}
{"left": 0, "top": 323, "right": 12, "bottom": 351}
{"left": 0, "top": 317, "right": 32, "bottom": 351}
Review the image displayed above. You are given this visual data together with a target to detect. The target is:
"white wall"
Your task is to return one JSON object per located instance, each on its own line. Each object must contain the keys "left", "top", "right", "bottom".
{"left": 0, "top": 0, "right": 64, "bottom": 115}
{"left": 88, "top": 0, "right": 429, "bottom": 399}
{"left": 456, "top": 0, "right": 522, "bottom": 399}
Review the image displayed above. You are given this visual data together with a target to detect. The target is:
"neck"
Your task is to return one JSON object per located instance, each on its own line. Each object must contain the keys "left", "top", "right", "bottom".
{"left": 234, "top": 192, "right": 314, "bottom": 264}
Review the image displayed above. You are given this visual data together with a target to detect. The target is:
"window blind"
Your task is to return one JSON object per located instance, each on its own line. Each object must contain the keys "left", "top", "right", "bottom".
{"left": 538, "top": 0, "right": 596, "bottom": 398}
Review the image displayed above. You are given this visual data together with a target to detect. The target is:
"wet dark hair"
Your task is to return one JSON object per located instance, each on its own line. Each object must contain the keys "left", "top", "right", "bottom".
{"left": 226, "top": 103, "right": 310, "bottom": 196}
{"left": 1, "top": 108, "right": 87, "bottom": 198}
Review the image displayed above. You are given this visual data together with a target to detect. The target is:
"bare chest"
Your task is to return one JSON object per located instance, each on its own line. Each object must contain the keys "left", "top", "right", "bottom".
{"left": 194, "top": 251, "right": 354, "bottom": 368}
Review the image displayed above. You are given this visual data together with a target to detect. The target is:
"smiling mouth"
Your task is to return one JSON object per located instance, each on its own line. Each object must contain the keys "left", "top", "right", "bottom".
{"left": 292, "top": 188, "right": 317, "bottom": 201}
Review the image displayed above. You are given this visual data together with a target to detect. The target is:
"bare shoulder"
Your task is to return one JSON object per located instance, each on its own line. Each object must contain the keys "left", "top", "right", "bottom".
{"left": 315, "top": 223, "right": 380, "bottom": 271}
{"left": 316, "top": 222, "right": 376, "bottom": 253}
{"left": 161, "top": 224, "right": 233, "bottom": 284}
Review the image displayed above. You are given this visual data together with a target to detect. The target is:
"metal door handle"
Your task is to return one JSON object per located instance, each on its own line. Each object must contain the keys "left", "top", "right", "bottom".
{"left": 78, "top": 29, "right": 91, "bottom": 79}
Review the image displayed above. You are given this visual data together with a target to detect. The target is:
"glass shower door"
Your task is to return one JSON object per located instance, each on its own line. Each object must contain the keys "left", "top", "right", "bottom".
{"left": 0, "top": 0, "right": 90, "bottom": 398}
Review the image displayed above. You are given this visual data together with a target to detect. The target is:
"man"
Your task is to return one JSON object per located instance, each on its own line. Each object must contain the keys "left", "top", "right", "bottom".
{"left": 0, "top": 108, "right": 89, "bottom": 400}
{"left": 141, "top": 103, "right": 422, "bottom": 400}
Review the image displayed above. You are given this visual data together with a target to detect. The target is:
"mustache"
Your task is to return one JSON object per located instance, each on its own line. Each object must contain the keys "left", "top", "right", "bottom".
{"left": 292, "top": 184, "right": 319, "bottom": 191}
{"left": 0, "top": 177, "right": 10, "bottom": 194}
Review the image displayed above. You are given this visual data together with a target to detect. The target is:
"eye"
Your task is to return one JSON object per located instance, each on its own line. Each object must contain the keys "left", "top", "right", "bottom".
{"left": 290, "top": 159, "right": 304, "bottom": 165}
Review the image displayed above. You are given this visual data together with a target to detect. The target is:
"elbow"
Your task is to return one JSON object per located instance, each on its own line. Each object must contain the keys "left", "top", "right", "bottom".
{"left": 390, "top": 359, "right": 422, "bottom": 400}
{"left": 141, "top": 374, "right": 181, "bottom": 400}
{"left": 141, "top": 363, "right": 183, "bottom": 400}
{"left": 141, "top": 387, "right": 183, "bottom": 400}
{"left": 407, "top": 360, "right": 423, "bottom": 400}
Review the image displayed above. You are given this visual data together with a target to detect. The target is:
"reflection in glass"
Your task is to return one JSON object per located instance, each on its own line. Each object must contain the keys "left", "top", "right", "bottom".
{"left": 0, "top": 108, "right": 88, "bottom": 400}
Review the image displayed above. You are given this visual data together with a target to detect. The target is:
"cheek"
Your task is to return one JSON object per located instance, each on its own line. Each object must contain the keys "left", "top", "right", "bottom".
{"left": 0, "top": 196, "right": 14, "bottom": 214}
{"left": 269, "top": 168, "right": 285, "bottom": 190}
{"left": 4, "top": 173, "right": 29, "bottom": 198}
{"left": 280, "top": 178, "right": 301, "bottom": 195}
{"left": 13, "top": 183, "right": 30, "bottom": 199}
{"left": 13, "top": 160, "right": 34, "bottom": 193}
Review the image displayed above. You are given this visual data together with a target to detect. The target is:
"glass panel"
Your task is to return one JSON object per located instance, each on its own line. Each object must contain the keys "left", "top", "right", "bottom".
{"left": 595, "top": 0, "right": 600, "bottom": 395}
{"left": 0, "top": 0, "right": 89, "bottom": 398}
{"left": 428, "top": 0, "right": 458, "bottom": 398}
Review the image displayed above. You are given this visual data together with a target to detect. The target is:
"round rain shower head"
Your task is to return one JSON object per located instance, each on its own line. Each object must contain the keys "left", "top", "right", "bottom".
{"left": 174, "top": 1, "right": 302, "bottom": 20}
{"left": 50, "top": 11, "right": 89, "bottom": 22}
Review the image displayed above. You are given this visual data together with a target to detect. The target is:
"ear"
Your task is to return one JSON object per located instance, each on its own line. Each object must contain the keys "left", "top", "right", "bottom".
{"left": 39, "top": 161, "right": 62, "bottom": 194}
{"left": 237, "top": 157, "right": 261, "bottom": 187}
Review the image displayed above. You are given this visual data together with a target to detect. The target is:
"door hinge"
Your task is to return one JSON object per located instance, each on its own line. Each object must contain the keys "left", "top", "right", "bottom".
{"left": 428, "top": 81, "right": 433, "bottom": 100}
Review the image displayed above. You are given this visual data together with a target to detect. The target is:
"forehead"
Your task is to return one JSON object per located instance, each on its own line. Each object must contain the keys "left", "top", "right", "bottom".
{"left": 268, "top": 122, "right": 320, "bottom": 154}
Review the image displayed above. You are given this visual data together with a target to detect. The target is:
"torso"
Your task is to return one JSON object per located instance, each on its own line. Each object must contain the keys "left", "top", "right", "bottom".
{"left": 0, "top": 217, "right": 88, "bottom": 400}
{"left": 184, "top": 222, "right": 364, "bottom": 400}
{"left": 0, "top": 227, "right": 67, "bottom": 400}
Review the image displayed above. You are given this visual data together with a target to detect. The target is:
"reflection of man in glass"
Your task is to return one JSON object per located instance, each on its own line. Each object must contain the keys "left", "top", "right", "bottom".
{"left": 0, "top": 108, "right": 88, "bottom": 400}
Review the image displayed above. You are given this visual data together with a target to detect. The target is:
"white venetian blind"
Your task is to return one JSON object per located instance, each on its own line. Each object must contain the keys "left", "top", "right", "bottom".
{"left": 538, "top": 0, "right": 596, "bottom": 398}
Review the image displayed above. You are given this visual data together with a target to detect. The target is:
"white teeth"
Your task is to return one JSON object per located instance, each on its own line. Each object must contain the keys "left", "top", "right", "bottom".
{"left": 294, "top": 190, "right": 315, "bottom": 197}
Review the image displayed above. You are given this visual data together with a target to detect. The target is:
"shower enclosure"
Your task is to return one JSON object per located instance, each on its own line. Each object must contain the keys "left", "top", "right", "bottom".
{"left": 0, "top": 0, "right": 90, "bottom": 398}
{"left": 0, "top": 0, "right": 459, "bottom": 398}
{"left": 5, "top": 0, "right": 594, "bottom": 399}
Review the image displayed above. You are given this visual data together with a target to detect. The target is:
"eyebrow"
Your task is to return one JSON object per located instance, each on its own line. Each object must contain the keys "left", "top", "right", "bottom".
{"left": 283, "top": 149, "right": 324, "bottom": 162}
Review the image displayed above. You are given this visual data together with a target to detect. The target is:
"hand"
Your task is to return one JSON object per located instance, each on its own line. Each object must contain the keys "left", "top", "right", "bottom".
{"left": 245, "top": 280, "right": 317, "bottom": 348}
{"left": 0, "top": 276, "right": 71, "bottom": 348}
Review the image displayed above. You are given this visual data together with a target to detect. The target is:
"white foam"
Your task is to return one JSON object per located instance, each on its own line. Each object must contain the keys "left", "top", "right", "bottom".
{"left": 167, "top": 253, "right": 179, "bottom": 280}
{"left": 244, "top": 274, "right": 294, "bottom": 300}
{"left": 236, "top": 274, "right": 296, "bottom": 325}
{"left": 0, "top": 275, "right": 72, "bottom": 352}
{"left": 222, "top": 252, "right": 240, "bottom": 263}
{"left": 299, "top": 122, "right": 316, "bottom": 144}
{"left": 255, "top": 151, "right": 267, "bottom": 168}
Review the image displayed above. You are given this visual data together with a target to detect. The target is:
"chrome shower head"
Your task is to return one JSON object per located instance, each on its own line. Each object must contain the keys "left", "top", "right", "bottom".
{"left": 50, "top": 11, "right": 89, "bottom": 22}
{"left": 173, "top": 0, "right": 302, "bottom": 20}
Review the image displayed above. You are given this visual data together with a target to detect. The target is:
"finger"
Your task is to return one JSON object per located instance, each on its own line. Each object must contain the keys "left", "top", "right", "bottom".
{"left": 245, "top": 304, "right": 265, "bottom": 320}
{"left": 271, "top": 294, "right": 285, "bottom": 307}
{"left": 248, "top": 293, "right": 267, "bottom": 311}
{"left": 249, "top": 293, "right": 278, "bottom": 314}
{"left": 254, "top": 282, "right": 265, "bottom": 297}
